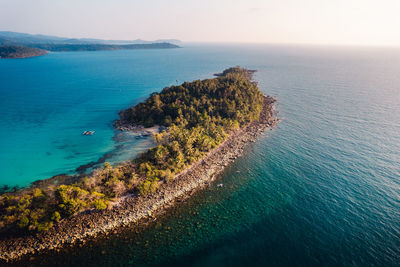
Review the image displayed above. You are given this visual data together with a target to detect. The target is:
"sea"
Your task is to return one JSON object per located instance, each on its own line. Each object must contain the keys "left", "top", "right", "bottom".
{"left": 0, "top": 44, "right": 399, "bottom": 266}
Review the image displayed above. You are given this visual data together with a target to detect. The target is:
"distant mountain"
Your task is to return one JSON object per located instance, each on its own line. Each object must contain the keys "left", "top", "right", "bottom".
{"left": 0, "top": 31, "right": 68, "bottom": 45}
{"left": 0, "top": 31, "right": 182, "bottom": 46}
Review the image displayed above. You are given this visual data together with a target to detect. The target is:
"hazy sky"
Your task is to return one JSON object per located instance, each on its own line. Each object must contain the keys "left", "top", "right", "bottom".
{"left": 1, "top": 0, "right": 400, "bottom": 46}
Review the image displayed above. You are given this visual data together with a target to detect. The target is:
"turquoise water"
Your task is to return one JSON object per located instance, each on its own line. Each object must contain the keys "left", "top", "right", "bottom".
{"left": 0, "top": 48, "right": 223, "bottom": 186}
{"left": 1, "top": 45, "right": 400, "bottom": 266}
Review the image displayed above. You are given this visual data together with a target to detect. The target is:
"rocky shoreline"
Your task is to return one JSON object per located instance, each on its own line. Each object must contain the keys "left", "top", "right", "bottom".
{"left": 0, "top": 95, "right": 277, "bottom": 263}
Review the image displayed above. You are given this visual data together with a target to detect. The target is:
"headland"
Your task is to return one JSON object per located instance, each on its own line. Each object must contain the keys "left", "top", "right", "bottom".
{"left": 0, "top": 67, "right": 277, "bottom": 262}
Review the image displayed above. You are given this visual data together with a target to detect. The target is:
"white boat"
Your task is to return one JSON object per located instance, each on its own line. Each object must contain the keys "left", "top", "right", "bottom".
{"left": 83, "top": 131, "right": 95, "bottom": 135}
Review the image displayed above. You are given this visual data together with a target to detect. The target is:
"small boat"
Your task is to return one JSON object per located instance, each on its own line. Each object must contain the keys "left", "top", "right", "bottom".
{"left": 217, "top": 184, "right": 223, "bottom": 188}
{"left": 83, "top": 131, "right": 95, "bottom": 136}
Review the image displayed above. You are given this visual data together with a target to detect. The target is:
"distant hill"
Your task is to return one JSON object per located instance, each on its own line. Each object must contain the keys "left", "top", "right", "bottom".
{"left": 0, "top": 45, "right": 47, "bottom": 59}
{"left": 71, "top": 38, "right": 182, "bottom": 46}
{"left": 0, "top": 31, "right": 182, "bottom": 46}
{"left": 0, "top": 31, "right": 181, "bottom": 58}
{"left": 0, "top": 31, "right": 67, "bottom": 45}
{"left": 32, "top": 43, "right": 180, "bottom": 52}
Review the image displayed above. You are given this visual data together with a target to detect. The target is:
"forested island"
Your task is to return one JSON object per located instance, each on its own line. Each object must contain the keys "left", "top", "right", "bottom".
{"left": 0, "top": 67, "right": 277, "bottom": 262}
{"left": 0, "top": 43, "right": 179, "bottom": 58}
{"left": 0, "top": 45, "right": 47, "bottom": 59}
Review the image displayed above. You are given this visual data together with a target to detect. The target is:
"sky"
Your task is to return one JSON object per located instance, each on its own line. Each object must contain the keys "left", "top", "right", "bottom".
{"left": 1, "top": 0, "right": 400, "bottom": 46}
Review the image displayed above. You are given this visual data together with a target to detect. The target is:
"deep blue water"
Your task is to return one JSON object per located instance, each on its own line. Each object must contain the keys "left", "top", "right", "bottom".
{"left": 1, "top": 44, "right": 400, "bottom": 266}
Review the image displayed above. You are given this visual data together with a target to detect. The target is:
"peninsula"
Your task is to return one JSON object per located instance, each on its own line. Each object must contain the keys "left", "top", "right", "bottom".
{"left": 0, "top": 67, "right": 277, "bottom": 262}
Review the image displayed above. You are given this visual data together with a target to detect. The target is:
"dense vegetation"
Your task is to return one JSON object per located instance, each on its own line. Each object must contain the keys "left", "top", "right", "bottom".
{"left": 0, "top": 45, "right": 47, "bottom": 59}
{"left": 0, "top": 43, "right": 178, "bottom": 59}
{"left": 0, "top": 67, "right": 264, "bottom": 233}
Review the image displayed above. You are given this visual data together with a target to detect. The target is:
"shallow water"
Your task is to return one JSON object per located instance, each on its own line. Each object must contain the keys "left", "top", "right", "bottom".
{"left": 2, "top": 44, "right": 400, "bottom": 266}
{"left": 0, "top": 47, "right": 228, "bottom": 186}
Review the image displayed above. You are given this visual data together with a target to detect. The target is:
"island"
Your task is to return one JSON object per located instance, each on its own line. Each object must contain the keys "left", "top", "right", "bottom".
{"left": 0, "top": 43, "right": 179, "bottom": 59}
{"left": 0, "top": 67, "right": 277, "bottom": 262}
{"left": 0, "top": 45, "right": 47, "bottom": 59}
{"left": 0, "top": 31, "right": 181, "bottom": 59}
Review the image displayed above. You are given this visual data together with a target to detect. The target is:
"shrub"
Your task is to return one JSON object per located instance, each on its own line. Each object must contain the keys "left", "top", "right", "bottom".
{"left": 51, "top": 211, "right": 61, "bottom": 222}
{"left": 55, "top": 185, "right": 90, "bottom": 216}
{"left": 17, "top": 216, "right": 29, "bottom": 229}
{"left": 93, "top": 199, "right": 108, "bottom": 210}
{"left": 138, "top": 179, "right": 159, "bottom": 196}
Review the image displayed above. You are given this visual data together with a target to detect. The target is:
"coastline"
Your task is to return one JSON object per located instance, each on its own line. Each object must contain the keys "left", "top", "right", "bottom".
{"left": 0, "top": 45, "right": 48, "bottom": 59}
{"left": 0, "top": 95, "right": 277, "bottom": 263}
{"left": 0, "top": 43, "right": 179, "bottom": 59}
{"left": 0, "top": 51, "right": 48, "bottom": 59}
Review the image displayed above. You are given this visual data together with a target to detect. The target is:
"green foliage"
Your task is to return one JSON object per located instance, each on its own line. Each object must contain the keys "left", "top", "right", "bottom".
{"left": 17, "top": 216, "right": 29, "bottom": 229}
{"left": 0, "top": 67, "right": 264, "bottom": 233}
{"left": 51, "top": 211, "right": 61, "bottom": 222}
{"left": 131, "top": 67, "right": 264, "bottom": 196}
{"left": 123, "top": 67, "right": 263, "bottom": 128}
{"left": 55, "top": 185, "right": 110, "bottom": 216}
{"left": 36, "top": 221, "right": 53, "bottom": 232}
{"left": 161, "top": 169, "right": 174, "bottom": 183}
{"left": 138, "top": 179, "right": 160, "bottom": 196}
{"left": 55, "top": 185, "right": 90, "bottom": 216}
{"left": 93, "top": 199, "right": 108, "bottom": 210}
{"left": 0, "top": 188, "right": 56, "bottom": 232}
